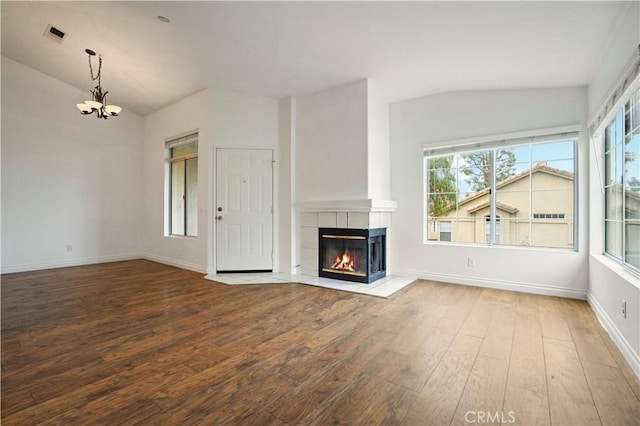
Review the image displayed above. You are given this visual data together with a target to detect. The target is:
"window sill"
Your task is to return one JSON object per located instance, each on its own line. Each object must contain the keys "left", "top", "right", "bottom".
{"left": 165, "top": 234, "right": 198, "bottom": 239}
{"left": 591, "top": 254, "right": 640, "bottom": 290}
{"left": 423, "top": 241, "right": 578, "bottom": 254}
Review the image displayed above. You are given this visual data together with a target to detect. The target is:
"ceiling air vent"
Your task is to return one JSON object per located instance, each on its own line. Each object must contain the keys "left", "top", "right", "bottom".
{"left": 43, "top": 24, "right": 68, "bottom": 43}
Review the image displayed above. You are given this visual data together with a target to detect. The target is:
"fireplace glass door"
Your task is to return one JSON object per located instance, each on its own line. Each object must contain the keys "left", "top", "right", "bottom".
{"left": 321, "top": 234, "right": 367, "bottom": 277}
{"left": 319, "top": 228, "right": 386, "bottom": 283}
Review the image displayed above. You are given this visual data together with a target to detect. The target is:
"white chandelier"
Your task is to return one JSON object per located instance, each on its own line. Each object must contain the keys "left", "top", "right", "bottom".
{"left": 76, "top": 49, "right": 122, "bottom": 119}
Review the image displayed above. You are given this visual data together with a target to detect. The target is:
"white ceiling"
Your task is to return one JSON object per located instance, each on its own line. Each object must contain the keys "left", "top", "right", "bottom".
{"left": 1, "top": 1, "right": 630, "bottom": 116}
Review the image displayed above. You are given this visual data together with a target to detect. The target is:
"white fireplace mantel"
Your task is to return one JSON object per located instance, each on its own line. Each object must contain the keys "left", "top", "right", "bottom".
{"left": 299, "top": 199, "right": 397, "bottom": 213}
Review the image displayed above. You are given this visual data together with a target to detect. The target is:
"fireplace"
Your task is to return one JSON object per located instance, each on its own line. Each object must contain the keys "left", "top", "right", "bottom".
{"left": 318, "top": 227, "right": 386, "bottom": 283}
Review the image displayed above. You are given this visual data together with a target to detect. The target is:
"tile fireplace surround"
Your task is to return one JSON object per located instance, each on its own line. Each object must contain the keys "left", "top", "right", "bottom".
{"left": 208, "top": 200, "right": 416, "bottom": 298}
{"left": 299, "top": 200, "right": 397, "bottom": 277}
{"left": 300, "top": 210, "right": 392, "bottom": 277}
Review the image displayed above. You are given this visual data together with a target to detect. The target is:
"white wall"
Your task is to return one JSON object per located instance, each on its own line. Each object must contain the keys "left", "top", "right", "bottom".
{"left": 367, "top": 79, "right": 391, "bottom": 200}
{"left": 586, "top": 1, "right": 640, "bottom": 376}
{"left": 142, "top": 89, "right": 209, "bottom": 272}
{"left": 209, "top": 89, "right": 280, "bottom": 274}
{"left": 390, "top": 87, "right": 589, "bottom": 298}
{"left": 296, "top": 79, "right": 369, "bottom": 202}
{"left": 1, "top": 57, "right": 144, "bottom": 273}
{"left": 587, "top": 1, "right": 640, "bottom": 119}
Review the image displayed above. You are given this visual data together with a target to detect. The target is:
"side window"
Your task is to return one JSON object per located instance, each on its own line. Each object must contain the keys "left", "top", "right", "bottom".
{"left": 166, "top": 134, "right": 198, "bottom": 237}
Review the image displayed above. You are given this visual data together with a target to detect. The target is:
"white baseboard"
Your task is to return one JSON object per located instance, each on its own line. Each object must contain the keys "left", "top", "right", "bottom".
{"left": 400, "top": 269, "right": 588, "bottom": 300}
{"left": 0, "top": 254, "right": 142, "bottom": 274}
{"left": 588, "top": 292, "right": 640, "bottom": 378}
{"left": 143, "top": 254, "right": 207, "bottom": 274}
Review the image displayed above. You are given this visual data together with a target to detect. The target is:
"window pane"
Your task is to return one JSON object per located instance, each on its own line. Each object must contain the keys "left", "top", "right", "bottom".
{"left": 624, "top": 154, "right": 640, "bottom": 193}
{"left": 531, "top": 190, "right": 574, "bottom": 249}
{"left": 450, "top": 217, "right": 482, "bottom": 244}
{"left": 427, "top": 192, "right": 457, "bottom": 219}
{"left": 495, "top": 149, "right": 516, "bottom": 186}
{"left": 510, "top": 145, "right": 531, "bottom": 171}
{"left": 500, "top": 216, "right": 534, "bottom": 247}
{"left": 625, "top": 119, "right": 639, "bottom": 192}
{"left": 497, "top": 171, "right": 529, "bottom": 192}
{"left": 606, "top": 185, "right": 623, "bottom": 221}
{"left": 460, "top": 151, "right": 492, "bottom": 192}
{"left": 186, "top": 157, "right": 198, "bottom": 237}
{"left": 531, "top": 140, "right": 574, "bottom": 162}
{"left": 625, "top": 220, "right": 640, "bottom": 269}
{"left": 494, "top": 190, "right": 529, "bottom": 246}
{"left": 427, "top": 155, "right": 458, "bottom": 220}
{"left": 171, "top": 161, "right": 185, "bottom": 235}
{"left": 606, "top": 220, "right": 623, "bottom": 259}
{"left": 605, "top": 141, "right": 624, "bottom": 185}
{"left": 631, "top": 91, "right": 640, "bottom": 133}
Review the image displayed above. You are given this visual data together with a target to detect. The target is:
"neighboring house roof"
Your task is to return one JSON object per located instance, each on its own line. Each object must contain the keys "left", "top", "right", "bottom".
{"left": 459, "top": 162, "right": 574, "bottom": 208}
{"left": 467, "top": 200, "right": 519, "bottom": 215}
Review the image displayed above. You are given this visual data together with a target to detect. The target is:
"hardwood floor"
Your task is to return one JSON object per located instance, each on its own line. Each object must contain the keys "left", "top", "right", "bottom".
{"left": 1, "top": 259, "right": 638, "bottom": 425}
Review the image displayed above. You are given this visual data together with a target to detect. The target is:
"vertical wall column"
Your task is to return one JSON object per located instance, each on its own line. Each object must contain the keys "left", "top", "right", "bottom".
{"left": 278, "top": 97, "right": 297, "bottom": 274}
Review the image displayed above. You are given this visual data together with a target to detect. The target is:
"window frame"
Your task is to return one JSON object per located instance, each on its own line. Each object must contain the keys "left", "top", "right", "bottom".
{"left": 423, "top": 127, "right": 579, "bottom": 251}
{"left": 602, "top": 88, "right": 639, "bottom": 274}
{"left": 165, "top": 132, "right": 199, "bottom": 238}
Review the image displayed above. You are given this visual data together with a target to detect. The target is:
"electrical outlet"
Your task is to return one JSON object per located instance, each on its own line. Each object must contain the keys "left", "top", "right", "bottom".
{"left": 467, "top": 256, "right": 475, "bottom": 267}
{"left": 66, "top": 244, "right": 73, "bottom": 252}
{"left": 622, "top": 300, "right": 627, "bottom": 318}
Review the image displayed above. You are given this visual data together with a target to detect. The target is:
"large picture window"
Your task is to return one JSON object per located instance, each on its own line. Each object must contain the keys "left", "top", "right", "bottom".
{"left": 425, "top": 133, "right": 577, "bottom": 249}
{"left": 166, "top": 133, "right": 198, "bottom": 237}
{"left": 604, "top": 89, "right": 639, "bottom": 272}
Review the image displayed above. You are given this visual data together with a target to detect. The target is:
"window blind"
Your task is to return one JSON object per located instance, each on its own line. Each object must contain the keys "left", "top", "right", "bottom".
{"left": 165, "top": 131, "right": 198, "bottom": 149}
{"left": 423, "top": 131, "right": 578, "bottom": 158}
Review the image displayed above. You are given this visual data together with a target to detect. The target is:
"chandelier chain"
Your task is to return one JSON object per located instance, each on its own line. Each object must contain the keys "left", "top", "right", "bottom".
{"left": 88, "top": 54, "right": 102, "bottom": 84}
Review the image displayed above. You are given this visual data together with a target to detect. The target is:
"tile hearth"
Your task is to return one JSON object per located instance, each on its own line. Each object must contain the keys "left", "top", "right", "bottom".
{"left": 204, "top": 273, "right": 416, "bottom": 298}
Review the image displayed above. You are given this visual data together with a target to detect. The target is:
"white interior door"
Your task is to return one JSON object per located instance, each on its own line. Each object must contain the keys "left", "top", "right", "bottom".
{"left": 216, "top": 148, "right": 273, "bottom": 271}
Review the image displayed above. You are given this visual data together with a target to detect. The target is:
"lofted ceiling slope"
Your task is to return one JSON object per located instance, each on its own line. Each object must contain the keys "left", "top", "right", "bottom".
{"left": 0, "top": 1, "right": 631, "bottom": 116}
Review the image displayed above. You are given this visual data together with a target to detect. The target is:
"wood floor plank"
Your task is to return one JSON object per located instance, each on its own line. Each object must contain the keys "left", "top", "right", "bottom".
{"left": 2, "top": 260, "right": 638, "bottom": 425}
{"left": 503, "top": 385, "right": 550, "bottom": 426}
{"left": 544, "top": 337, "right": 601, "bottom": 425}
{"left": 508, "top": 301, "right": 547, "bottom": 395}
{"left": 582, "top": 360, "right": 640, "bottom": 426}
{"left": 478, "top": 307, "right": 515, "bottom": 361}
{"left": 450, "top": 354, "right": 509, "bottom": 425}
{"left": 356, "top": 382, "right": 417, "bottom": 425}
{"left": 402, "top": 333, "right": 482, "bottom": 425}
{"left": 595, "top": 320, "right": 640, "bottom": 401}
{"left": 539, "top": 297, "right": 573, "bottom": 342}
{"left": 388, "top": 327, "right": 457, "bottom": 392}
{"left": 458, "top": 295, "right": 494, "bottom": 338}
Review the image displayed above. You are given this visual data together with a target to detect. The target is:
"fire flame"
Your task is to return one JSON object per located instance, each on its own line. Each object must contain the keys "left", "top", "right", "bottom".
{"left": 331, "top": 252, "right": 355, "bottom": 272}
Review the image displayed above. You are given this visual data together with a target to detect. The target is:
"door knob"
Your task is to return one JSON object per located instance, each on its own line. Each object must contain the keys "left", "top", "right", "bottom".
{"left": 217, "top": 215, "right": 223, "bottom": 220}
